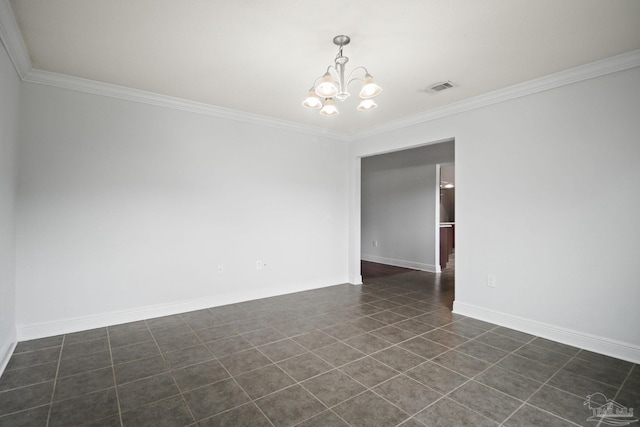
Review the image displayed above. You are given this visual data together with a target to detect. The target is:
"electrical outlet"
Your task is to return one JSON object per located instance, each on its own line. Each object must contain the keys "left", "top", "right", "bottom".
{"left": 487, "top": 274, "right": 496, "bottom": 288}
{"left": 217, "top": 264, "right": 224, "bottom": 273}
{"left": 256, "top": 260, "right": 263, "bottom": 271}
{"left": 373, "top": 240, "right": 378, "bottom": 247}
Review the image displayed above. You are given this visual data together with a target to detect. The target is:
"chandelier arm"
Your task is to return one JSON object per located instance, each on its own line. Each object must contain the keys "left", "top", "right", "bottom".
{"left": 308, "top": 75, "right": 324, "bottom": 91}
{"left": 345, "top": 66, "right": 370, "bottom": 87}
{"left": 346, "top": 77, "right": 364, "bottom": 87}
{"left": 308, "top": 65, "right": 338, "bottom": 91}
{"left": 348, "top": 66, "right": 369, "bottom": 81}
{"left": 350, "top": 66, "right": 370, "bottom": 75}
{"left": 307, "top": 82, "right": 319, "bottom": 92}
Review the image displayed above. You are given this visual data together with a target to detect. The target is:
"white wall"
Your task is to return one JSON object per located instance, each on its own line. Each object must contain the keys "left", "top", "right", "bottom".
{"left": 350, "top": 66, "right": 640, "bottom": 362}
{"left": 0, "top": 40, "right": 20, "bottom": 371}
{"left": 15, "top": 83, "right": 349, "bottom": 338}
{"left": 361, "top": 142, "right": 454, "bottom": 271}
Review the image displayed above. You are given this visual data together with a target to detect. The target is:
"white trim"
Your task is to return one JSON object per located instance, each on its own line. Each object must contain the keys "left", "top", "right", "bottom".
{"left": 0, "top": 0, "right": 638, "bottom": 141}
{"left": 16, "top": 278, "right": 348, "bottom": 341}
{"left": 0, "top": 340, "right": 16, "bottom": 379}
{"left": 22, "top": 49, "right": 640, "bottom": 142}
{"left": 434, "top": 164, "right": 442, "bottom": 271}
{"left": 0, "top": 0, "right": 347, "bottom": 140}
{"left": 0, "top": 0, "right": 31, "bottom": 78}
{"left": 349, "top": 275, "right": 363, "bottom": 285}
{"left": 453, "top": 301, "right": 640, "bottom": 364}
{"left": 361, "top": 254, "right": 440, "bottom": 273}
{"left": 349, "top": 156, "right": 363, "bottom": 283}
{"left": 21, "top": 69, "right": 350, "bottom": 141}
{"left": 352, "top": 49, "right": 640, "bottom": 140}
{"left": 0, "top": 321, "right": 17, "bottom": 378}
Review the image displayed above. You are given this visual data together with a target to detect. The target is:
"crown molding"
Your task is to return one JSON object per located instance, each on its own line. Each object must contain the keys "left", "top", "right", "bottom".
{"left": 22, "top": 69, "right": 351, "bottom": 141}
{"left": 2, "top": 0, "right": 638, "bottom": 142}
{"left": 22, "top": 49, "right": 639, "bottom": 143}
{"left": 0, "top": 0, "right": 348, "bottom": 141}
{"left": 352, "top": 49, "right": 640, "bottom": 140}
{"left": 0, "top": 0, "right": 32, "bottom": 78}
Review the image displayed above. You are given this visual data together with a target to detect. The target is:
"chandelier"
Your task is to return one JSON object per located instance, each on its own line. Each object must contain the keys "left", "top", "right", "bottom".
{"left": 302, "top": 35, "right": 382, "bottom": 115}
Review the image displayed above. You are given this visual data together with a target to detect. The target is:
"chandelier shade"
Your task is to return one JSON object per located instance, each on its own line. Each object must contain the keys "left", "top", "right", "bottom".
{"left": 359, "top": 74, "right": 382, "bottom": 99}
{"left": 357, "top": 98, "right": 377, "bottom": 111}
{"left": 315, "top": 73, "right": 339, "bottom": 98}
{"left": 303, "top": 35, "right": 381, "bottom": 116}
{"left": 301, "top": 91, "right": 322, "bottom": 109}
{"left": 319, "top": 98, "right": 339, "bottom": 116}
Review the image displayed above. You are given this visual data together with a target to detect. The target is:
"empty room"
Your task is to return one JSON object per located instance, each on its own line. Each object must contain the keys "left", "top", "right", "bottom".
{"left": 1, "top": 1, "right": 639, "bottom": 426}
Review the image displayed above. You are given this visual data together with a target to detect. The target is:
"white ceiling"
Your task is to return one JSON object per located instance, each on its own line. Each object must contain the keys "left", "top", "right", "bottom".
{"left": 7, "top": 0, "right": 640, "bottom": 135}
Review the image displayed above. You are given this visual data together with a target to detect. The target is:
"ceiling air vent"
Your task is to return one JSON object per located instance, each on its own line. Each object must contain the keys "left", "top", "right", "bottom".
{"left": 424, "top": 81, "right": 457, "bottom": 94}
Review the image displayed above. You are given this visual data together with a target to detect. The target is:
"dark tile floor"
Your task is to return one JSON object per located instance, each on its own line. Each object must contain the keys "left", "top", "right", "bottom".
{"left": 1, "top": 264, "right": 638, "bottom": 426}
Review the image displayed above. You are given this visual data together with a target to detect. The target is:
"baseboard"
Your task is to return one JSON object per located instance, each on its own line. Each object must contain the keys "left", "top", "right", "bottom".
{"left": 0, "top": 335, "right": 17, "bottom": 379}
{"left": 16, "top": 278, "right": 348, "bottom": 341}
{"left": 453, "top": 301, "right": 640, "bottom": 364}
{"left": 349, "top": 274, "right": 363, "bottom": 285}
{"left": 361, "top": 254, "right": 440, "bottom": 273}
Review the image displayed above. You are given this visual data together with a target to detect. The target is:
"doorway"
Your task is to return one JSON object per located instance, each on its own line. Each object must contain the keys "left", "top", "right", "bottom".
{"left": 359, "top": 140, "right": 455, "bottom": 280}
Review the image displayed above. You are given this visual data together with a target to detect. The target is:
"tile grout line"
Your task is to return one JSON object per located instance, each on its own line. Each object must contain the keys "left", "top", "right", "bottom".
{"left": 340, "top": 286, "right": 462, "bottom": 425}
{"left": 294, "top": 376, "right": 355, "bottom": 427}
{"left": 413, "top": 326, "right": 534, "bottom": 426}
{"left": 454, "top": 327, "right": 626, "bottom": 426}
{"left": 505, "top": 346, "right": 585, "bottom": 426}
{"left": 287, "top": 315, "right": 466, "bottom": 425}
{"left": 182, "top": 312, "right": 276, "bottom": 427}
{"left": 44, "top": 335, "right": 64, "bottom": 427}
{"left": 202, "top": 311, "right": 413, "bottom": 427}
{"left": 481, "top": 334, "right": 598, "bottom": 426}
{"left": 613, "top": 363, "right": 635, "bottom": 401}
{"left": 245, "top": 335, "right": 333, "bottom": 426}
{"left": 145, "top": 318, "right": 200, "bottom": 426}
{"left": 219, "top": 353, "right": 276, "bottom": 425}
{"left": 607, "top": 364, "right": 636, "bottom": 427}
{"left": 105, "top": 327, "right": 125, "bottom": 427}
{"left": 276, "top": 300, "right": 486, "bottom": 424}
{"left": 420, "top": 325, "right": 579, "bottom": 426}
